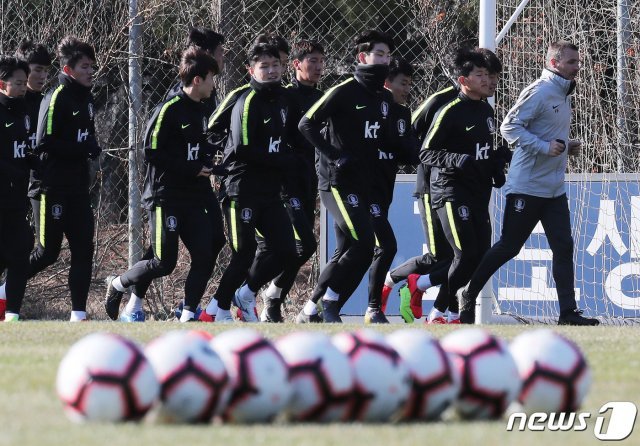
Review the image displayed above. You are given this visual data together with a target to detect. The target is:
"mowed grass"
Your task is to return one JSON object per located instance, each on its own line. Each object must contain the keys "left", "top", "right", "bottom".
{"left": 1, "top": 323, "right": 638, "bottom": 446}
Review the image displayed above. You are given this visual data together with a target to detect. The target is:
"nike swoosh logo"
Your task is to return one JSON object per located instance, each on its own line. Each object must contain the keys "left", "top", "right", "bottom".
{"left": 552, "top": 104, "right": 561, "bottom": 110}
{"left": 5, "top": 122, "right": 14, "bottom": 128}
{"left": 465, "top": 126, "right": 475, "bottom": 131}
{"left": 263, "top": 118, "right": 271, "bottom": 124}
{"left": 356, "top": 105, "right": 366, "bottom": 110}
{"left": 181, "top": 124, "right": 190, "bottom": 129}
{"left": 73, "top": 111, "right": 80, "bottom": 116}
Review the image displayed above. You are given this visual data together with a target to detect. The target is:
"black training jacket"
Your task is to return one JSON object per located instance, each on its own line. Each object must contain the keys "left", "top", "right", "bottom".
{"left": 142, "top": 89, "right": 217, "bottom": 209}
{"left": 167, "top": 80, "right": 218, "bottom": 121}
{"left": 419, "top": 92, "right": 496, "bottom": 209}
{"left": 207, "top": 83, "right": 251, "bottom": 153}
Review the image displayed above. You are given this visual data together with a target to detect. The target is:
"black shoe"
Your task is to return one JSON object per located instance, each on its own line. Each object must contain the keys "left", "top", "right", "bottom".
{"left": 558, "top": 309, "right": 600, "bottom": 326}
{"left": 260, "top": 298, "right": 284, "bottom": 323}
{"left": 364, "top": 307, "right": 389, "bottom": 324}
{"left": 322, "top": 300, "right": 342, "bottom": 323}
{"left": 104, "top": 275, "right": 124, "bottom": 321}
{"left": 295, "top": 310, "right": 322, "bottom": 324}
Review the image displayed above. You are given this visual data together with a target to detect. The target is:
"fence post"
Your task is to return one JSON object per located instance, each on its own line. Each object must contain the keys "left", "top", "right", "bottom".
{"left": 128, "top": 0, "right": 143, "bottom": 267}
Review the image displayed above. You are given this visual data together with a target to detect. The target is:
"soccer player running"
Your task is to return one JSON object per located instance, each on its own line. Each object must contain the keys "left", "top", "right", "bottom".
{"left": 419, "top": 48, "right": 505, "bottom": 325}
{"left": 457, "top": 41, "right": 599, "bottom": 326}
{"left": 360, "top": 57, "right": 418, "bottom": 324}
{"left": 260, "top": 40, "right": 325, "bottom": 322}
{"left": 202, "top": 42, "right": 297, "bottom": 323}
{"left": 0, "top": 41, "right": 52, "bottom": 305}
{"left": 0, "top": 57, "right": 33, "bottom": 321}
{"left": 105, "top": 48, "right": 226, "bottom": 322}
{"left": 28, "top": 37, "right": 100, "bottom": 321}
{"left": 297, "top": 30, "right": 395, "bottom": 323}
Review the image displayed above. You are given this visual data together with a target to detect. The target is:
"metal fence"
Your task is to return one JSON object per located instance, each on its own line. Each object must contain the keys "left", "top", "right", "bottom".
{"left": 0, "top": 0, "right": 638, "bottom": 320}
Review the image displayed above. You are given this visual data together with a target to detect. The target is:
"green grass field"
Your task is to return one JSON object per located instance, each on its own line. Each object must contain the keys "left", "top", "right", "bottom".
{"left": 1, "top": 323, "right": 638, "bottom": 446}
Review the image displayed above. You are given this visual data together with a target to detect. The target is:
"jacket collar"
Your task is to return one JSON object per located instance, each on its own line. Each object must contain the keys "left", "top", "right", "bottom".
{"left": 58, "top": 74, "right": 92, "bottom": 98}
{"left": 541, "top": 69, "right": 576, "bottom": 96}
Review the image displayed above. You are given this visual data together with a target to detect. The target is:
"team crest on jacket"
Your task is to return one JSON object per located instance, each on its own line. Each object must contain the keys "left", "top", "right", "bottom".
{"left": 397, "top": 119, "right": 406, "bottom": 136}
{"left": 241, "top": 208, "right": 253, "bottom": 223}
{"left": 280, "top": 108, "right": 287, "bottom": 125}
{"left": 514, "top": 198, "right": 526, "bottom": 213}
{"left": 370, "top": 203, "right": 381, "bottom": 217}
{"left": 487, "top": 117, "right": 496, "bottom": 133}
{"left": 381, "top": 101, "right": 389, "bottom": 118}
{"left": 458, "top": 205, "right": 470, "bottom": 221}
{"left": 52, "top": 204, "right": 63, "bottom": 220}
{"left": 88, "top": 103, "right": 94, "bottom": 119}
{"left": 166, "top": 216, "right": 178, "bottom": 231}
{"left": 24, "top": 115, "right": 30, "bottom": 132}
{"left": 289, "top": 197, "right": 301, "bottom": 210}
{"left": 347, "top": 194, "right": 359, "bottom": 207}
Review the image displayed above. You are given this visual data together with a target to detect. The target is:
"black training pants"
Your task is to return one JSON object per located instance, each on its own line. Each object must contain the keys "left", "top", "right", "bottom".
{"left": 0, "top": 209, "right": 31, "bottom": 314}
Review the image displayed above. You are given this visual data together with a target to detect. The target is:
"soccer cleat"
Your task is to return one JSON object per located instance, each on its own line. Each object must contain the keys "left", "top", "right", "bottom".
{"left": 198, "top": 311, "right": 215, "bottom": 322}
{"left": 558, "top": 309, "right": 600, "bottom": 326}
{"left": 233, "top": 289, "right": 258, "bottom": 322}
{"left": 215, "top": 311, "right": 234, "bottom": 323}
{"left": 406, "top": 274, "right": 424, "bottom": 319}
{"left": 175, "top": 301, "right": 203, "bottom": 321}
{"left": 398, "top": 285, "right": 415, "bottom": 323}
{"left": 260, "top": 298, "right": 284, "bottom": 323}
{"left": 104, "top": 275, "right": 124, "bottom": 321}
{"left": 364, "top": 307, "right": 390, "bottom": 324}
{"left": 4, "top": 313, "right": 19, "bottom": 322}
{"left": 321, "top": 300, "right": 342, "bottom": 323}
{"left": 380, "top": 284, "right": 393, "bottom": 313}
{"left": 447, "top": 318, "right": 461, "bottom": 324}
{"left": 0, "top": 299, "right": 5, "bottom": 321}
{"left": 426, "top": 316, "right": 448, "bottom": 325}
{"left": 295, "top": 309, "right": 322, "bottom": 324}
{"left": 119, "top": 310, "right": 145, "bottom": 322}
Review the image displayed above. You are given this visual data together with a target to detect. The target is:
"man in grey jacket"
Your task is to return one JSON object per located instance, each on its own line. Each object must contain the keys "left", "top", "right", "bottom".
{"left": 456, "top": 41, "right": 599, "bottom": 326}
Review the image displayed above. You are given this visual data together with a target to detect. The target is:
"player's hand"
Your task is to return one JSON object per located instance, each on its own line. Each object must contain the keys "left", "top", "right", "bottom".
{"left": 197, "top": 166, "right": 212, "bottom": 177}
{"left": 568, "top": 140, "right": 582, "bottom": 156}
{"left": 548, "top": 139, "right": 565, "bottom": 157}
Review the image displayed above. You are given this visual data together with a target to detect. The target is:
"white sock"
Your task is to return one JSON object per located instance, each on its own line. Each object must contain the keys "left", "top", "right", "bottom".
{"left": 216, "top": 308, "right": 231, "bottom": 319}
{"left": 303, "top": 300, "right": 318, "bottom": 316}
{"left": 180, "top": 309, "right": 195, "bottom": 322}
{"left": 417, "top": 274, "right": 432, "bottom": 291}
{"left": 111, "top": 276, "right": 126, "bottom": 292}
{"left": 428, "top": 307, "right": 445, "bottom": 321}
{"left": 0, "top": 283, "right": 6, "bottom": 300}
{"left": 239, "top": 284, "right": 255, "bottom": 300}
{"left": 384, "top": 272, "right": 395, "bottom": 288}
{"left": 125, "top": 294, "right": 143, "bottom": 314}
{"left": 205, "top": 296, "right": 219, "bottom": 315}
{"left": 265, "top": 281, "right": 282, "bottom": 300}
{"left": 448, "top": 312, "right": 460, "bottom": 322}
{"left": 70, "top": 311, "right": 87, "bottom": 322}
{"left": 322, "top": 287, "right": 339, "bottom": 302}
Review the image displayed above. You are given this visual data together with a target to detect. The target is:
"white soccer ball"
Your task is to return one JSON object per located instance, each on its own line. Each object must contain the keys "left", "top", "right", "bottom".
{"left": 210, "top": 328, "right": 291, "bottom": 423}
{"left": 144, "top": 330, "right": 231, "bottom": 423}
{"left": 275, "top": 331, "right": 353, "bottom": 422}
{"left": 332, "top": 329, "right": 411, "bottom": 422}
{"left": 387, "top": 329, "right": 460, "bottom": 420}
{"left": 56, "top": 332, "right": 159, "bottom": 423}
{"left": 509, "top": 329, "right": 591, "bottom": 414}
{"left": 441, "top": 328, "right": 521, "bottom": 419}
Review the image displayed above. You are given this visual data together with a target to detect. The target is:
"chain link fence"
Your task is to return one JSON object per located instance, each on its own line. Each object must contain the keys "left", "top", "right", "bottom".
{"left": 1, "top": 0, "right": 637, "bottom": 320}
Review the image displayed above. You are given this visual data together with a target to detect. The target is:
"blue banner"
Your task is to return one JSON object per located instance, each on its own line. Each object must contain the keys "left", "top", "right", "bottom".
{"left": 322, "top": 174, "right": 640, "bottom": 318}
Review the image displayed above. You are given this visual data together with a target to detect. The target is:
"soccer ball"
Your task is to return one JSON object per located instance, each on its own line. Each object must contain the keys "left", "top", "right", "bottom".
{"left": 209, "top": 328, "right": 291, "bottom": 423}
{"left": 56, "top": 332, "right": 159, "bottom": 423}
{"left": 332, "top": 329, "right": 411, "bottom": 422}
{"left": 509, "top": 329, "right": 591, "bottom": 413}
{"left": 275, "top": 331, "right": 353, "bottom": 422}
{"left": 386, "top": 329, "right": 460, "bottom": 420}
{"left": 440, "top": 328, "right": 521, "bottom": 419}
{"left": 144, "top": 330, "right": 231, "bottom": 423}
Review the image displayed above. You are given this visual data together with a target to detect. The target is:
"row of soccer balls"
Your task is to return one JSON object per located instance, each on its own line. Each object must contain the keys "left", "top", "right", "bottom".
{"left": 56, "top": 327, "right": 591, "bottom": 423}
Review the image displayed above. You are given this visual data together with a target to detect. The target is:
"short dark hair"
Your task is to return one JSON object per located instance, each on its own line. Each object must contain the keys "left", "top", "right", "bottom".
{"left": 247, "top": 43, "right": 281, "bottom": 66}
{"left": 291, "top": 39, "right": 325, "bottom": 62}
{"left": 16, "top": 39, "right": 53, "bottom": 66}
{"left": 188, "top": 28, "right": 225, "bottom": 53}
{"left": 475, "top": 48, "right": 502, "bottom": 74}
{"left": 451, "top": 47, "right": 489, "bottom": 77}
{"left": 178, "top": 47, "right": 219, "bottom": 86}
{"left": 546, "top": 41, "right": 579, "bottom": 67}
{"left": 0, "top": 56, "right": 30, "bottom": 82}
{"left": 387, "top": 57, "right": 414, "bottom": 80}
{"left": 254, "top": 33, "right": 290, "bottom": 55}
{"left": 58, "top": 36, "right": 96, "bottom": 68}
{"left": 354, "top": 30, "right": 395, "bottom": 54}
